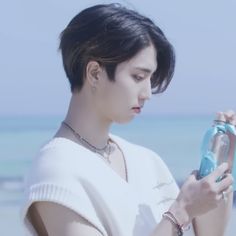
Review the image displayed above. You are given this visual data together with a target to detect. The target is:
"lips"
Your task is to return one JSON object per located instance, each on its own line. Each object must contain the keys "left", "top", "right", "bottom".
{"left": 132, "top": 107, "right": 142, "bottom": 114}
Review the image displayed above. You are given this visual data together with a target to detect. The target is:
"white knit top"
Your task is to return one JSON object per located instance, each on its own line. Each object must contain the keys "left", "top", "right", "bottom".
{"left": 20, "top": 134, "right": 180, "bottom": 236}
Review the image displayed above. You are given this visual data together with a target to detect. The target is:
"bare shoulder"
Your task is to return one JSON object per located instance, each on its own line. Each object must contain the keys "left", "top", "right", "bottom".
{"left": 28, "top": 202, "right": 104, "bottom": 236}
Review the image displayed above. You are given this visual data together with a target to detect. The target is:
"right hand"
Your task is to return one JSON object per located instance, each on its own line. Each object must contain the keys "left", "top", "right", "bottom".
{"left": 174, "top": 162, "right": 234, "bottom": 222}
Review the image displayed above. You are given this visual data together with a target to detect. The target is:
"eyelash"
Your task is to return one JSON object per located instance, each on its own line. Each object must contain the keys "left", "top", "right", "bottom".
{"left": 133, "top": 75, "right": 144, "bottom": 81}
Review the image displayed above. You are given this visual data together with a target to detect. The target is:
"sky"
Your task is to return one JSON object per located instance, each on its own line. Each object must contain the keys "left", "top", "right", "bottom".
{"left": 0, "top": 0, "right": 236, "bottom": 117}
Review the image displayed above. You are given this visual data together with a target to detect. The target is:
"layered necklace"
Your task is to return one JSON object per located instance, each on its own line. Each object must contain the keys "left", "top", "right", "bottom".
{"left": 62, "top": 121, "right": 112, "bottom": 163}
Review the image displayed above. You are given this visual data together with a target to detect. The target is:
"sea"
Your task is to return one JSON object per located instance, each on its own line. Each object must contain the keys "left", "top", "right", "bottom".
{"left": 0, "top": 114, "right": 235, "bottom": 236}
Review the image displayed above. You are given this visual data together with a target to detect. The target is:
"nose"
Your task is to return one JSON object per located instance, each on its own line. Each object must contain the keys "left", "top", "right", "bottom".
{"left": 139, "top": 79, "right": 152, "bottom": 101}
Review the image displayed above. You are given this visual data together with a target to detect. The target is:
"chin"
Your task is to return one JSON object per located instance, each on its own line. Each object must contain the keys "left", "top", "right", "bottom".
{"left": 113, "top": 114, "right": 135, "bottom": 124}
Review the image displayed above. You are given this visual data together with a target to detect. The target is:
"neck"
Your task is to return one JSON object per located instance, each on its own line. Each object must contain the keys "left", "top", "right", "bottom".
{"left": 62, "top": 92, "right": 111, "bottom": 149}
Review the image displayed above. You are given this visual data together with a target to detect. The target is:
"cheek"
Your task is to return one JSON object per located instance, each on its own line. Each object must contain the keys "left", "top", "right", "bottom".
{"left": 98, "top": 77, "right": 136, "bottom": 112}
{"left": 109, "top": 87, "right": 133, "bottom": 108}
{"left": 113, "top": 80, "right": 135, "bottom": 99}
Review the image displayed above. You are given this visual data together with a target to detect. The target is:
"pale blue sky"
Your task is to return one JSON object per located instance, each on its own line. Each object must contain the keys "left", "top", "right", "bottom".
{"left": 0, "top": 0, "right": 235, "bottom": 116}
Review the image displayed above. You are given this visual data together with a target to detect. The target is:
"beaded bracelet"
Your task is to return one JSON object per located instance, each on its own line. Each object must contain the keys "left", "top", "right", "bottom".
{"left": 162, "top": 211, "right": 183, "bottom": 236}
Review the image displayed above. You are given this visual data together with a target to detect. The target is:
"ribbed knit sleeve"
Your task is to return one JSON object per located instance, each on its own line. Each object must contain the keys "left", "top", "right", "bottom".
{"left": 20, "top": 142, "right": 108, "bottom": 236}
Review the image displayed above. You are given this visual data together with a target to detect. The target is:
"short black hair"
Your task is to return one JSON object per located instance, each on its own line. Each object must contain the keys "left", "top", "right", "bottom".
{"left": 59, "top": 3, "right": 175, "bottom": 94}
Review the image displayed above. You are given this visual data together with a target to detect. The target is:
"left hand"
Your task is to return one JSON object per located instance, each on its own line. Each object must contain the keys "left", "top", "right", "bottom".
{"left": 215, "top": 110, "right": 236, "bottom": 172}
{"left": 215, "top": 109, "right": 236, "bottom": 126}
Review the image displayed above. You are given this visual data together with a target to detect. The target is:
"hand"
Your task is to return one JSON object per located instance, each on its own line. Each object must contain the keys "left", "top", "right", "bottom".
{"left": 175, "top": 163, "right": 234, "bottom": 223}
{"left": 216, "top": 110, "right": 236, "bottom": 126}
{"left": 169, "top": 110, "right": 235, "bottom": 226}
{"left": 216, "top": 110, "right": 236, "bottom": 172}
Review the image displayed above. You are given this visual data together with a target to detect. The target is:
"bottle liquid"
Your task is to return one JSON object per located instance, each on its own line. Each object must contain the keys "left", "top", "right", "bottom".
{"left": 198, "top": 120, "right": 230, "bottom": 179}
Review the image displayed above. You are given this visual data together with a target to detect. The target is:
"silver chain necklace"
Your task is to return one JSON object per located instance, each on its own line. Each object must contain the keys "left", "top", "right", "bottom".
{"left": 62, "top": 121, "right": 112, "bottom": 163}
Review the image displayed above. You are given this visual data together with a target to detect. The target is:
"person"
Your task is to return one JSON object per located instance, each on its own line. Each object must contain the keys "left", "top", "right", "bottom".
{"left": 20, "top": 3, "right": 235, "bottom": 236}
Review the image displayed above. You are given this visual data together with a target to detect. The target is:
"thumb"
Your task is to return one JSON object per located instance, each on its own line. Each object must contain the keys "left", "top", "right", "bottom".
{"left": 186, "top": 170, "right": 198, "bottom": 181}
{"left": 181, "top": 170, "right": 198, "bottom": 188}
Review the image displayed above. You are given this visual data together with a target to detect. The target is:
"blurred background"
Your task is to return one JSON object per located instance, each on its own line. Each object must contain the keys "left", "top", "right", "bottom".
{"left": 0, "top": 0, "right": 235, "bottom": 235}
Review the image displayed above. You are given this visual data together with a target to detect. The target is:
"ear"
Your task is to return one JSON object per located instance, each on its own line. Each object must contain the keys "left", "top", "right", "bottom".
{"left": 86, "top": 61, "right": 102, "bottom": 87}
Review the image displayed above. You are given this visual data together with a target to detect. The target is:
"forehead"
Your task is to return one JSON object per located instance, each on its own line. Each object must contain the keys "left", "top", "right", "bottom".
{"left": 122, "top": 44, "right": 157, "bottom": 73}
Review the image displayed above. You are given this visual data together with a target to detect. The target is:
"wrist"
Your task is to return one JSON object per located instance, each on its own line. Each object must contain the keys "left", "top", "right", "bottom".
{"left": 162, "top": 211, "right": 184, "bottom": 236}
{"left": 169, "top": 199, "right": 191, "bottom": 229}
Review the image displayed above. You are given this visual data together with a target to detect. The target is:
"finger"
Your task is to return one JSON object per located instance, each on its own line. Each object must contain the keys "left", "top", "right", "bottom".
{"left": 224, "top": 110, "right": 236, "bottom": 124}
{"left": 216, "top": 173, "right": 234, "bottom": 192}
{"left": 191, "top": 170, "right": 198, "bottom": 176}
{"left": 208, "top": 162, "right": 229, "bottom": 181}
{"left": 183, "top": 170, "right": 197, "bottom": 185}
{"left": 187, "top": 170, "right": 198, "bottom": 181}
{"left": 215, "top": 111, "right": 226, "bottom": 122}
{"left": 222, "top": 184, "right": 234, "bottom": 195}
{"left": 229, "top": 113, "right": 236, "bottom": 125}
{"left": 216, "top": 185, "right": 234, "bottom": 201}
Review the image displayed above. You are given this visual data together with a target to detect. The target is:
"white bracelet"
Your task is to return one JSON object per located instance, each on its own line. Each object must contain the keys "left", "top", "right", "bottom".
{"left": 163, "top": 211, "right": 183, "bottom": 236}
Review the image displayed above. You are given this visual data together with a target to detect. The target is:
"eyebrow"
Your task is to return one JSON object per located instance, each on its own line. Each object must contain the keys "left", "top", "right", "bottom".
{"left": 133, "top": 66, "right": 156, "bottom": 74}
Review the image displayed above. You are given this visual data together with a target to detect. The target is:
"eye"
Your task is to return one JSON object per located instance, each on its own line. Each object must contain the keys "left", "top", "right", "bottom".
{"left": 133, "top": 74, "right": 144, "bottom": 82}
